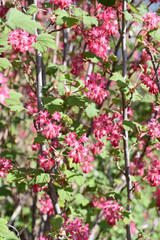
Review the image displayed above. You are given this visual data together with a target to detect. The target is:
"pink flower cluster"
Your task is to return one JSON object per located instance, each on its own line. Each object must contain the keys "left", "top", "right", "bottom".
{"left": 84, "top": 27, "right": 110, "bottom": 59}
{"left": 31, "top": 184, "right": 47, "bottom": 193}
{"left": 146, "top": 157, "right": 160, "bottom": 187}
{"left": 39, "top": 236, "right": 48, "bottom": 240}
{"left": 83, "top": 8, "right": 118, "bottom": 59}
{"left": 39, "top": 193, "right": 54, "bottom": 215}
{"left": 36, "top": 111, "right": 62, "bottom": 140}
{"left": 92, "top": 113, "right": 122, "bottom": 147}
{"left": 0, "top": 3, "right": 8, "bottom": 17}
{"left": 64, "top": 132, "right": 94, "bottom": 173}
{"left": 92, "top": 197, "right": 123, "bottom": 226}
{"left": 38, "top": 148, "right": 55, "bottom": 171}
{"left": 143, "top": 11, "right": 160, "bottom": 31}
{"left": 0, "top": 157, "right": 11, "bottom": 178}
{"left": 83, "top": 73, "right": 109, "bottom": 105}
{"left": 146, "top": 118, "right": 160, "bottom": 140}
{"left": 0, "top": 73, "right": 10, "bottom": 105}
{"left": 50, "top": 0, "right": 72, "bottom": 9}
{"left": 8, "top": 29, "right": 36, "bottom": 53}
{"left": 64, "top": 217, "right": 90, "bottom": 240}
{"left": 25, "top": 85, "right": 38, "bottom": 115}
{"left": 140, "top": 64, "right": 159, "bottom": 95}
{"left": 71, "top": 54, "right": 85, "bottom": 76}
{"left": 154, "top": 188, "right": 160, "bottom": 210}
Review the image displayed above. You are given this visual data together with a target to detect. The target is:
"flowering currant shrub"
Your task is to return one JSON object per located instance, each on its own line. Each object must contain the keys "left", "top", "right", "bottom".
{"left": 0, "top": 0, "right": 160, "bottom": 240}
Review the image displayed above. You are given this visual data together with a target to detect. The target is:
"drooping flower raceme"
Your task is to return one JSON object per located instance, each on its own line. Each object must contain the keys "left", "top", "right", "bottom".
{"left": 92, "top": 197, "right": 123, "bottom": 226}
{"left": 143, "top": 11, "right": 160, "bottom": 31}
{"left": 146, "top": 118, "right": 160, "bottom": 140}
{"left": 50, "top": 0, "right": 72, "bottom": 9}
{"left": 92, "top": 113, "right": 123, "bottom": 147}
{"left": 64, "top": 217, "right": 90, "bottom": 240}
{"left": 146, "top": 157, "right": 160, "bottom": 187}
{"left": 64, "top": 132, "right": 94, "bottom": 173}
{"left": 0, "top": 73, "right": 10, "bottom": 105}
{"left": 0, "top": 157, "right": 11, "bottom": 178}
{"left": 8, "top": 29, "right": 36, "bottom": 53}
{"left": 39, "top": 193, "right": 54, "bottom": 216}
{"left": 83, "top": 72, "right": 109, "bottom": 105}
{"left": 154, "top": 187, "right": 160, "bottom": 210}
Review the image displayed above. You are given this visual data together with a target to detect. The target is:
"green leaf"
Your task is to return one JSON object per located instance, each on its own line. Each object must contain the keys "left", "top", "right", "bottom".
{"left": 50, "top": 215, "right": 64, "bottom": 231}
{"left": 83, "top": 16, "right": 98, "bottom": 26}
{"left": 0, "top": 58, "right": 12, "bottom": 71}
{"left": 110, "top": 72, "right": 127, "bottom": 88}
{"left": 82, "top": 52, "right": 101, "bottom": 63}
{"left": 30, "top": 173, "right": 50, "bottom": 185}
{"left": 64, "top": 170, "right": 84, "bottom": 186}
{"left": 123, "top": 211, "right": 133, "bottom": 225}
{"left": 6, "top": 8, "right": 43, "bottom": 34}
{"left": 55, "top": 9, "right": 69, "bottom": 25}
{"left": 149, "top": 29, "right": 160, "bottom": 43}
{"left": 73, "top": 8, "right": 88, "bottom": 18}
{"left": 43, "top": 97, "right": 64, "bottom": 113}
{"left": 27, "top": 4, "right": 39, "bottom": 15}
{"left": 128, "top": 3, "right": 139, "bottom": 13}
{"left": 98, "top": 0, "right": 116, "bottom": 6}
{"left": 6, "top": 169, "right": 26, "bottom": 183}
{"left": 66, "top": 95, "right": 89, "bottom": 107}
{"left": 73, "top": 193, "right": 89, "bottom": 206}
{"left": 85, "top": 103, "right": 99, "bottom": 118}
{"left": 5, "top": 90, "right": 24, "bottom": 112}
{"left": 123, "top": 120, "right": 136, "bottom": 131}
{"left": 123, "top": 11, "right": 133, "bottom": 21}
{"left": 34, "top": 133, "right": 46, "bottom": 144}
{"left": 65, "top": 17, "right": 78, "bottom": 27}
{"left": 58, "top": 187, "right": 73, "bottom": 202}
{"left": 32, "top": 33, "right": 57, "bottom": 53}
{"left": 46, "top": 63, "right": 65, "bottom": 76}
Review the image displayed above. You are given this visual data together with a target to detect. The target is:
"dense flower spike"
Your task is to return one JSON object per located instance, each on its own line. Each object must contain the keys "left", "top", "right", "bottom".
{"left": 50, "top": 0, "right": 72, "bottom": 9}
{"left": 8, "top": 30, "right": 36, "bottom": 53}
{"left": 39, "top": 193, "right": 54, "bottom": 215}
{"left": 83, "top": 73, "right": 109, "bottom": 105}
{"left": 146, "top": 157, "right": 160, "bottom": 187}
{"left": 64, "top": 217, "right": 90, "bottom": 239}
{"left": 143, "top": 11, "right": 160, "bottom": 31}
{"left": 64, "top": 132, "right": 94, "bottom": 173}
{"left": 154, "top": 188, "right": 160, "bottom": 210}
{"left": 0, "top": 157, "right": 11, "bottom": 178}
{"left": 93, "top": 197, "right": 123, "bottom": 226}
{"left": 71, "top": 54, "right": 85, "bottom": 76}
{"left": 146, "top": 118, "right": 160, "bottom": 140}
{"left": 0, "top": 73, "right": 10, "bottom": 105}
{"left": 92, "top": 113, "right": 122, "bottom": 147}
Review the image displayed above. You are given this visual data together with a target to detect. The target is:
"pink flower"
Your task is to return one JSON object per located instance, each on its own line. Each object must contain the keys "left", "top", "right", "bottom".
{"left": 154, "top": 187, "right": 160, "bottom": 210}
{"left": 8, "top": 29, "right": 36, "bottom": 53}
{"left": 64, "top": 132, "right": 94, "bottom": 173}
{"left": 0, "top": 73, "right": 10, "bottom": 105}
{"left": 39, "top": 193, "right": 54, "bottom": 216}
{"left": 92, "top": 197, "right": 123, "bottom": 226}
{"left": 83, "top": 73, "right": 109, "bottom": 105}
{"left": 50, "top": 0, "right": 72, "bottom": 9}
{"left": 92, "top": 113, "right": 122, "bottom": 147}
{"left": 146, "top": 158, "right": 160, "bottom": 187}
{"left": 64, "top": 217, "right": 90, "bottom": 240}
{"left": 0, "top": 157, "right": 11, "bottom": 178}
{"left": 0, "top": 3, "right": 8, "bottom": 17}
{"left": 31, "top": 184, "right": 47, "bottom": 193}
{"left": 146, "top": 118, "right": 160, "bottom": 140}
{"left": 71, "top": 54, "right": 85, "bottom": 76}
{"left": 143, "top": 11, "right": 160, "bottom": 31}
{"left": 39, "top": 235, "right": 48, "bottom": 240}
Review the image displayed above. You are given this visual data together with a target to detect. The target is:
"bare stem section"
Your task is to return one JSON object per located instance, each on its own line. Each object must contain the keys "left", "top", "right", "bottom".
{"left": 122, "top": 0, "right": 132, "bottom": 239}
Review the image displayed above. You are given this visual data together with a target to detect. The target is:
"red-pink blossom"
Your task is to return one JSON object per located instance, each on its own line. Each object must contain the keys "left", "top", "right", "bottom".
{"left": 146, "top": 118, "right": 160, "bottom": 140}
{"left": 143, "top": 11, "right": 160, "bottom": 31}
{"left": 31, "top": 184, "right": 47, "bottom": 193}
{"left": 92, "top": 197, "right": 123, "bottom": 226}
{"left": 39, "top": 193, "right": 54, "bottom": 215}
{"left": 39, "top": 236, "right": 48, "bottom": 240}
{"left": 64, "top": 132, "right": 94, "bottom": 173}
{"left": 146, "top": 158, "right": 160, "bottom": 187}
{"left": 8, "top": 29, "right": 36, "bottom": 53}
{"left": 0, "top": 157, "right": 11, "bottom": 178}
{"left": 50, "top": 0, "right": 72, "bottom": 9}
{"left": 71, "top": 54, "right": 85, "bottom": 76}
{"left": 154, "top": 187, "right": 160, "bottom": 210}
{"left": 0, "top": 3, "right": 8, "bottom": 17}
{"left": 0, "top": 73, "right": 10, "bottom": 105}
{"left": 83, "top": 72, "right": 109, "bottom": 105}
{"left": 64, "top": 217, "right": 90, "bottom": 240}
{"left": 92, "top": 113, "right": 122, "bottom": 147}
